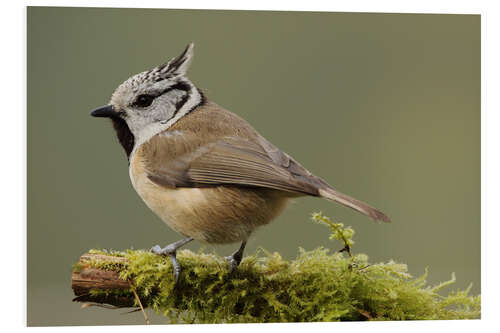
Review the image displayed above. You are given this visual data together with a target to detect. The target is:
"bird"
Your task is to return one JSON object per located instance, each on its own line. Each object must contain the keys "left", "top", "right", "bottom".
{"left": 90, "top": 43, "right": 390, "bottom": 282}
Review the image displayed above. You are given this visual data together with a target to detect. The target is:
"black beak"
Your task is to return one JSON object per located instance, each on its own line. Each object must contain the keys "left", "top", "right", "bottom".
{"left": 90, "top": 105, "right": 119, "bottom": 118}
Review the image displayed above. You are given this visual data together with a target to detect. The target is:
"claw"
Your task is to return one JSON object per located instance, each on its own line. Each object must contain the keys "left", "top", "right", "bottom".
{"left": 225, "top": 241, "right": 247, "bottom": 274}
{"left": 149, "top": 237, "right": 194, "bottom": 283}
{"left": 150, "top": 245, "right": 163, "bottom": 254}
{"left": 225, "top": 256, "right": 239, "bottom": 274}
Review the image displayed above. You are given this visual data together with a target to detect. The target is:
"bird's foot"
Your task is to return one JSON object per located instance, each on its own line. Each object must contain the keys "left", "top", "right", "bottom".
{"left": 150, "top": 237, "right": 194, "bottom": 283}
{"left": 225, "top": 241, "right": 247, "bottom": 274}
{"left": 150, "top": 245, "right": 181, "bottom": 283}
{"left": 225, "top": 254, "right": 242, "bottom": 274}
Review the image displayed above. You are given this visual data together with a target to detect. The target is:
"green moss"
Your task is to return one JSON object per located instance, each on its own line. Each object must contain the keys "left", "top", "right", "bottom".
{"left": 72, "top": 261, "right": 85, "bottom": 274}
{"left": 82, "top": 213, "right": 480, "bottom": 323}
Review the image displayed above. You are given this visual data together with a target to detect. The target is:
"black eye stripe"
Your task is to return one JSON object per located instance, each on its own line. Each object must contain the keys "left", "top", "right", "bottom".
{"left": 132, "top": 81, "right": 192, "bottom": 108}
{"left": 157, "top": 81, "right": 191, "bottom": 97}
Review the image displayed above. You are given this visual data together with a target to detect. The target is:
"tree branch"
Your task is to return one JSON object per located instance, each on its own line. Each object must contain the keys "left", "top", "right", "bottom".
{"left": 71, "top": 247, "right": 480, "bottom": 323}
{"left": 72, "top": 253, "right": 134, "bottom": 307}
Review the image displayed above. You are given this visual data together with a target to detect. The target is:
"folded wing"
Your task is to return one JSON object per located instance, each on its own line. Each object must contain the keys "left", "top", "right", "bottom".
{"left": 142, "top": 132, "right": 390, "bottom": 222}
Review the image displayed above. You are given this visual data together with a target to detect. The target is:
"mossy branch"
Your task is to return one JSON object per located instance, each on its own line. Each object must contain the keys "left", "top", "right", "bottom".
{"left": 71, "top": 213, "right": 480, "bottom": 323}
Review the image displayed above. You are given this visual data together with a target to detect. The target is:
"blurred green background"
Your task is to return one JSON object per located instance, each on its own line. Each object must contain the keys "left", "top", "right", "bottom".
{"left": 27, "top": 7, "right": 480, "bottom": 326}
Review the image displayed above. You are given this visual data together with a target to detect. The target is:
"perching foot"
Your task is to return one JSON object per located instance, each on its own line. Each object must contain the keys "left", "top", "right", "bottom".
{"left": 150, "top": 237, "right": 193, "bottom": 283}
{"left": 225, "top": 241, "right": 247, "bottom": 274}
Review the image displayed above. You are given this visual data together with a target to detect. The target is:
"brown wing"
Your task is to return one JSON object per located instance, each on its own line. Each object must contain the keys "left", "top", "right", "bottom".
{"left": 145, "top": 134, "right": 320, "bottom": 196}
{"left": 186, "top": 137, "right": 320, "bottom": 194}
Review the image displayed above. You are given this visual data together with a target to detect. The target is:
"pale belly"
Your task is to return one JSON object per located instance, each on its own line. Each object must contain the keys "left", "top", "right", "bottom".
{"left": 129, "top": 162, "right": 289, "bottom": 244}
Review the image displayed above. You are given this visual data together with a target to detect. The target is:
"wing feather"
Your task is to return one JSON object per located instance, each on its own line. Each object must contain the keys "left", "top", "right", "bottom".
{"left": 185, "top": 139, "right": 318, "bottom": 194}
{"left": 141, "top": 133, "right": 318, "bottom": 195}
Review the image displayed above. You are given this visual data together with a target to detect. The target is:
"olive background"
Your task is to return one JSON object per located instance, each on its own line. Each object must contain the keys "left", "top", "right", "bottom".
{"left": 27, "top": 7, "right": 480, "bottom": 326}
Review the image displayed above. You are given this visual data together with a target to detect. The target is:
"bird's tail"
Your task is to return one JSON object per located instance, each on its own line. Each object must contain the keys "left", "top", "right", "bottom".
{"left": 318, "top": 187, "right": 391, "bottom": 223}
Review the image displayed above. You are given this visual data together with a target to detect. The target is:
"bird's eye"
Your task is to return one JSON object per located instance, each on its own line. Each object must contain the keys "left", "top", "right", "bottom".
{"left": 134, "top": 94, "right": 155, "bottom": 107}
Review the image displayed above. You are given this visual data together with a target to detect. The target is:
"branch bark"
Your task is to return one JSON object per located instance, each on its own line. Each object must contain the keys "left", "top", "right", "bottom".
{"left": 71, "top": 253, "right": 135, "bottom": 308}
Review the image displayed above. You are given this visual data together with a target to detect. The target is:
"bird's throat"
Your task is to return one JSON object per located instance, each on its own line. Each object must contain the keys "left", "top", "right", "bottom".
{"left": 110, "top": 117, "right": 135, "bottom": 160}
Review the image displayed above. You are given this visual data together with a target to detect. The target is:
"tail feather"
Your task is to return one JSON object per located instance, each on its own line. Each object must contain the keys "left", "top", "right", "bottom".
{"left": 318, "top": 187, "right": 391, "bottom": 223}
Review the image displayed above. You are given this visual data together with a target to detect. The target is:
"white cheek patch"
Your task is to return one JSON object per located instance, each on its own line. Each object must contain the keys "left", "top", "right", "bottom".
{"left": 129, "top": 82, "right": 203, "bottom": 156}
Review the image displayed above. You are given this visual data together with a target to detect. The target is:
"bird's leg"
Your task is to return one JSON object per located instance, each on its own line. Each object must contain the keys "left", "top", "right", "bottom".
{"left": 150, "top": 237, "right": 194, "bottom": 283}
{"left": 225, "top": 241, "right": 247, "bottom": 273}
